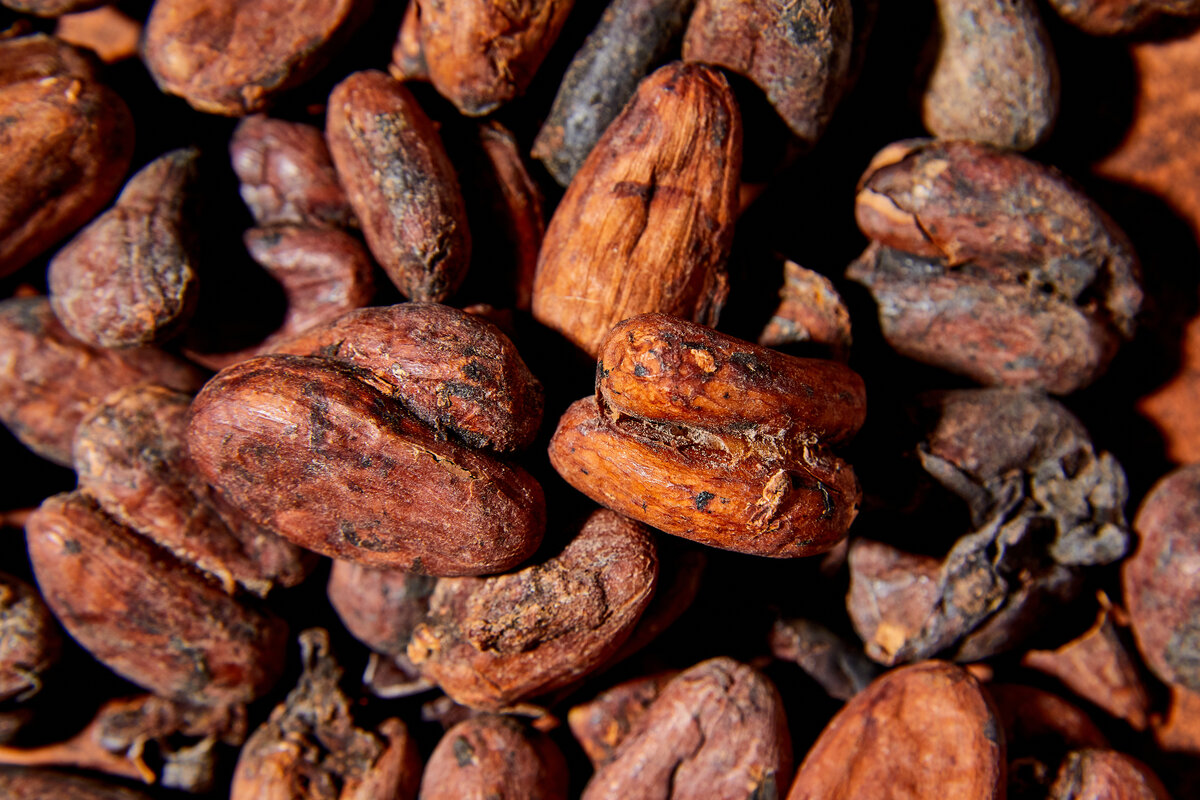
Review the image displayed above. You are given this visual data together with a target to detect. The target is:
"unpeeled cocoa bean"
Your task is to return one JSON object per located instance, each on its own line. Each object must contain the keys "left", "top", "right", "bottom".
{"left": 327, "top": 561, "right": 436, "bottom": 657}
{"left": 0, "top": 767, "right": 153, "bottom": 800}
{"left": 419, "top": 715, "right": 568, "bottom": 800}
{"left": 1046, "top": 0, "right": 1200, "bottom": 35}
{"left": 0, "top": 572, "right": 60, "bottom": 703}
{"left": 567, "top": 671, "right": 676, "bottom": 768}
{"left": 25, "top": 492, "right": 288, "bottom": 705}
{"left": 1049, "top": 750, "right": 1171, "bottom": 800}
{"left": 48, "top": 148, "right": 201, "bottom": 348}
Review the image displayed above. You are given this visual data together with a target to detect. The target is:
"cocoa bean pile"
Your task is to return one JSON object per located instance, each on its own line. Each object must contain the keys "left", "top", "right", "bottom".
{"left": 1, "top": 1, "right": 1199, "bottom": 798}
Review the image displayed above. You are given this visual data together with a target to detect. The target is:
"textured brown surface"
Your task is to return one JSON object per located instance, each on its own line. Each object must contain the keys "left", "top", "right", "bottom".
{"left": 684, "top": 0, "right": 852, "bottom": 145}
{"left": 230, "top": 115, "right": 356, "bottom": 229}
{"left": 0, "top": 296, "right": 204, "bottom": 466}
{"left": 987, "top": 684, "right": 1109, "bottom": 753}
{"left": 419, "top": 715, "right": 568, "bottom": 800}
{"left": 759, "top": 260, "right": 853, "bottom": 359}
{"left": 787, "top": 661, "right": 1003, "bottom": 800}
{"left": 276, "top": 303, "right": 543, "bottom": 452}
{"left": 142, "top": 0, "right": 364, "bottom": 115}
{"left": 1049, "top": 749, "right": 1171, "bottom": 800}
{"left": 417, "top": 0, "right": 575, "bottom": 115}
{"left": 567, "top": 671, "right": 676, "bottom": 768}
{"left": 532, "top": 62, "right": 741, "bottom": 358}
{"left": 1023, "top": 602, "right": 1152, "bottom": 730}
{"left": 389, "top": 0, "right": 427, "bottom": 81}
{"left": 1046, "top": 0, "right": 1200, "bottom": 34}
{"left": 186, "top": 225, "right": 375, "bottom": 370}
{"left": 1124, "top": 463, "right": 1200, "bottom": 692}
{"left": 327, "top": 561, "right": 435, "bottom": 657}
{"left": 0, "top": 767, "right": 153, "bottom": 800}
{"left": 231, "top": 629, "right": 421, "bottom": 800}
{"left": 74, "top": 384, "right": 313, "bottom": 596}
{"left": 852, "top": 140, "right": 1141, "bottom": 393}
{"left": 54, "top": 7, "right": 143, "bottom": 63}
{"left": 0, "top": 34, "right": 133, "bottom": 277}
{"left": 49, "top": 148, "right": 200, "bottom": 348}
{"left": 408, "top": 510, "right": 657, "bottom": 710}
{"left": 2, "top": 0, "right": 103, "bottom": 14}
{"left": 187, "top": 354, "right": 546, "bottom": 575}
{"left": 326, "top": 70, "right": 471, "bottom": 301}
{"left": 533, "top": 0, "right": 696, "bottom": 186}
{"left": 0, "top": 572, "right": 60, "bottom": 703}
{"left": 923, "top": 0, "right": 1057, "bottom": 150}
{"left": 25, "top": 492, "right": 288, "bottom": 705}
{"left": 582, "top": 657, "right": 792, "bottom": 800}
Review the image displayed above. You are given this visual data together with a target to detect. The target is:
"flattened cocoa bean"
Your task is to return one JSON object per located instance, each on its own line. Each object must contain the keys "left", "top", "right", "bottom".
{"left": 786, "top": 661, "right": 1003, "bottom": 800}
{"left": 684, "top": 0, "right": 853, "bottom": 145}
{"left": 598, "top": 314, "right": 866, "bottom": 447}
{"left": 327, "top": 561, "right": 435, "bottom": 656}
{"left": 25, "top": 492, "right": 288, "bottom": 705}
{"left": 276, "top": 303, "right": 542, "bottom": 452}
{"left": 532, "top": 0, "right": 696, "bottom": 186}
{"left": 582, "top": 657, "right": 792, "bottom": 800}
{"left": 1124, "top": 463, "right": 1200, "bottom": 692}
{"left": 1049, "top": 750, "right": 1171, "bottom": 800}
{"left": 567, "top": 671, "right": 676, "bottom": 768}
{"left": 419, "top": 715, "right": 568, "bottom": 800}
{"left": 231, "top": 629, "right": 421, "bottom": 800}
{"left": 417, "top": 0, "right": 575, "bottom": 115}
{"left": 532, "top": 62, "right": 741, "bottom": 358}
{"left": 1046, "top": 0, "right": 1200, "bottom": 35}
{"left": 407, "top": 510, "right": 657, "bottom": 710}
{"left": 49, "top": 148, "right": 201, "bottom": 348}
{"left": 231, "top": 115, "right": 356, "bottom": 229}
{"left": 187, "top": 354, "right": 545, "bottom": 575}
{"left": 0, "top": 297, "right": 204, "bottom": 466}
{"left": 186, "top": 225, "right": 375, "bottom": 371}
{"left": 326, "top": 70, "right": 470, "bottom": 302}
{"left": 142, "top": 0, "right": 365, "bottom": 115}
{"left": 550, "top": 396, "right": 860, "bottom": 557}
{"left": 923, "top": 0, "right": 1058, "bottom": 150}
{"left": 0, "top": 767, "right": 153, "bottom": 800}
{"left": 0, "top": 34, "right": 134, "bottom": 277}
{"left": 74, "top": 384, "right": 314, "bottom": 596}
{"left": 0, "top": 572, "right": 60, "bottom": 702}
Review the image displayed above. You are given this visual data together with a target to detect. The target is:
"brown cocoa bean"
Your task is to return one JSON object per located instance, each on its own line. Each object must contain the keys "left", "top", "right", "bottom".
{"left": 389, "top": 0, "right": 428, "bottom": 82}
{"left": 142, "top": 0, "right": 366, "bottom": 115}
{"left": 48, "top": 148, "right": 201, "bottom": 348}
{"left": 230, "top": 115, "right": 357, "bottom": 229}
{"left": 0, "top": 572, "right": 60, "bottom": 703}
{"left": 231, "top": 629, "right": 421, "bottom": 800}
{"left": 1124, "top": 462, "right": 1200, "bottom": 692}
{"left": 769, "top": 618, "right": 881, "bottom": 701}
{"left": 923, "top": 0, "right": 1058, "bottom": 150}
{"left": 53, "top": 6, "right": 143, "bottom": 64}
{"left": 987, "top": 684, "right": 1109, "bottom": 753}
{"left": 531, "top": 62, "right": 741, "bottom": 358}
{"left": 786, "top": 661, "right": 1003, "bottom": 800}
{"left": 187, "top": 354, "right": 546, "bottom": 575}
{"left": 407, "top": 510, "right": 657, "bottom": 710}
{"left": 419, "top": 715, "right": 568, "bottom": 800}
{"left": 25, "top": 492, "right": 288, "bottom": 705}
{"left": 1, "top": 0, "right": 104, "bottom": 15}
{"left": 326, "top": 70, "right": 471, "bottom": 302}
{"left": 327, "top": 561, "right": 436, "bottom": 657}
{"left": 276, "top": 302, "right": 543, "bottom": 452}
{"left": 416, "top": 0, "right": 575, "bottom": 115}
{"left": 582, "top": 657, "right": 792, "bottom": 800}
{"left": 0, "top": 296, "right": 204, "bottom": 466}
{"left": 758, "top": 260, "right": 853, "bottom": 360}
{"left": 0, "top": 767, "right": 153, "bottom": 800}
{"left": 73, "top": 383, "right": 314, "bottom": 596}
{"left": 1049, "top": 750, "right": 1171, "bottom": 800}
{"left": 567, "top": 671, "right": 676, "bottom": 768}
{"left": 0, "top": 34, "right": 133, "bottom": 277}
{"left": 684, "top": 0, "right": 853, "bottom": 146}
{"left": 533, "top": 0, "right": 696, "bottom": 186}
{"left": 1046, "top": 0, "right": 1200, "bottom": 35}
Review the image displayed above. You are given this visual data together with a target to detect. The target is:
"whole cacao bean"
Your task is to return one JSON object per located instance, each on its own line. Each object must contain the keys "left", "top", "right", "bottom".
{"left": 419, "top": 715, "right": 568, "bottom": 800}
{"left": 0, "top": 572, "right": 60, "bottom": 702}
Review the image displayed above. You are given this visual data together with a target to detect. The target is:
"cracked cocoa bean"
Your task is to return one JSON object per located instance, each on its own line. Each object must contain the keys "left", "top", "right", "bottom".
{"left": 532, "top": 61, "right": 741, "bottom": 358}
{"left": 787, "top": 661, "right": 1003, "bottom": 800}
{"left": 684, "top": 0, "right": 853, "bottom": 146}
{"left": 550, "top": 314, "right": 864, "bottom": 557}
{"left": 416, "top": 0, "right": 574, "bottom": 116}
{"left": 582, "top": 657, "right": 792, "bottom": 800}
{"left": 419, "top": 715, "right": 568, "bottom": 800}
{"left": 0, "top": 34, "right": 133, "bottom": 277}
{"left": 25, "top": 491, "right": 288, "bottom": 705}
{"left": 187, "top": 354, "right": 545, "bottom": 575}
{"left": 326, "top": 70, "right": 471, "bottom": 302}
{"left": 48, "top": 148, "right": 201, "bottom": 348}
{"left": 0, "top": 296, "right": 204, "bottom": 466}
{"left": 407, "top": 510, "right": 657, "bottom": 710}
